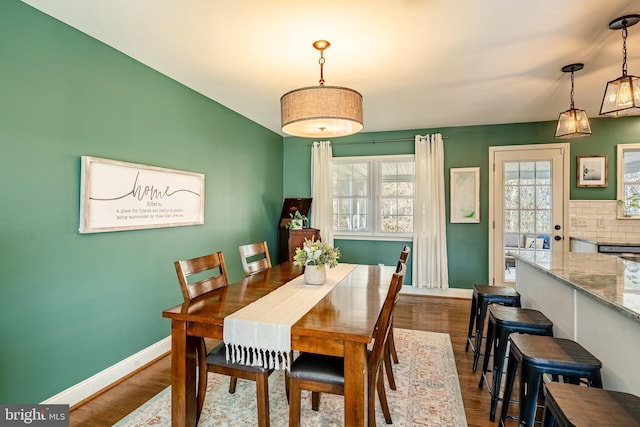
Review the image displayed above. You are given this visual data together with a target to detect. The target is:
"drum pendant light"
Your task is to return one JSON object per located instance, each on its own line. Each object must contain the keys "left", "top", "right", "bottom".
{"left": 600, "top": 14, "right": 640, "bottom": 117}
{"left": 281, "top": 41, "right": 363, "bottom": 138}
{"left": 555, "top": 63, "right": 591, "bottom": 139}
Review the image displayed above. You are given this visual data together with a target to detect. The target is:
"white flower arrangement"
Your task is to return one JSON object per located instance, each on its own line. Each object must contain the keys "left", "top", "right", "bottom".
{"left": 293, "top": 238, "right": 340, "bottom": 270}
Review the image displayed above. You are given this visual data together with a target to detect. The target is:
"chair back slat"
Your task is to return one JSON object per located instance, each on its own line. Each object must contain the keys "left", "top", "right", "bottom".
{"left": 239, "top": 241, "right": 272, "bottom": 277}
{"left": 174, "top": 251, "right": 229, "bottom": 301}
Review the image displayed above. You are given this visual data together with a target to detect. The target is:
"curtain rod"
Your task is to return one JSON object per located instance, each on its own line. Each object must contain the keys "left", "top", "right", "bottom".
{"left": 308, "top": 135, "right": 448, "bottom": 146}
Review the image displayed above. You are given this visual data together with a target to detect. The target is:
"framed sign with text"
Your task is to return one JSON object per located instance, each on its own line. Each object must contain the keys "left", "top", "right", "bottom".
{"left": 79, "top": 156, "right": 205, "bottom": 233}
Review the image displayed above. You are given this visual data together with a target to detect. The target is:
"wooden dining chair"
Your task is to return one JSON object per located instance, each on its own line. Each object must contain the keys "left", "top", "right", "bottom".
{"left": 287, "top": 262, "right": 407, "bottom": 427}
{"left": 384, "top": 245, "right": 410, "bottom": 390}
{"left": 239, "top": 240, "right": 272, "bottom": 277}
{"left": 174, "top": 251, "right": 273, "bottom": 426}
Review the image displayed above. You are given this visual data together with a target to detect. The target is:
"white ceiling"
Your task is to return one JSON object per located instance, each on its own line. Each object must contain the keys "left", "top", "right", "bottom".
{"left": 20, "top": 0, "right": 640, "bottom": 136}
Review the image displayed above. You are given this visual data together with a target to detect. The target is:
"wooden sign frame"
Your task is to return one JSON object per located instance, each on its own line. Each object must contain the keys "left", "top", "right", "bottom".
{"left": 79, "top": 156, "right": 205, "bottom": 233}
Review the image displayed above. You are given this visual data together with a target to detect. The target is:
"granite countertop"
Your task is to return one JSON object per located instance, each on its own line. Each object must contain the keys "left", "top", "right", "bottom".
{"left": 569, "top": 236, "right": 640, "bottom": 246}
{"left": 514, "top": 252, "right": 640, "bottom": 323}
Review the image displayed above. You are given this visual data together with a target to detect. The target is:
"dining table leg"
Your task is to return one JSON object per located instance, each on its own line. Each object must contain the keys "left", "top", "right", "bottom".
{"left": 343, "top": 340, "right": 368, "bottom": 426}
{"left": 171, "top": 319, "right": 198, "bottom": 427}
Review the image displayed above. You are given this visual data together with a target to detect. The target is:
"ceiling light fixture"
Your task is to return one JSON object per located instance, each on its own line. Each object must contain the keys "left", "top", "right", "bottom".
{"left": 280, "top": 40, "right": 363, "bottom": 138}
{"left": 555, "top": 63, "right": 591, "bottom": 139}
{"left": 600, "top": 14, "right": 640, "bottom": 117}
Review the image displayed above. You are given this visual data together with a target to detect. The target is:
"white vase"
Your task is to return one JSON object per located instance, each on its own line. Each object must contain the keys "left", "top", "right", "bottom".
{"left": 304, "top": 265, "right": 326, "bottom": 285}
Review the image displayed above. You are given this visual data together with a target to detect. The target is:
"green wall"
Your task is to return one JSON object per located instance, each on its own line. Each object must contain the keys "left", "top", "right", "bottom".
{"left": 284, "top": 118, "right": 640, "bottom": 289}
{"left": 0, "top": 1, "right": 283, "bottom": 403}
{"left": 570, "top": 118, "right": 640, "bottom": 200}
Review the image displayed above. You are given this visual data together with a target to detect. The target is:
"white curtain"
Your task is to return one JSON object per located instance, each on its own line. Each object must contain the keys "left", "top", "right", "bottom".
{"left": 413, "top": 134, "right": 449, "bottom": 288}
{"left": 311, "top": 140, "right": 334, "bottom": 246}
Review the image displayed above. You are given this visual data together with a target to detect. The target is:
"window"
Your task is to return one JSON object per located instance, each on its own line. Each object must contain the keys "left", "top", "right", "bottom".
{"left": 618, "top": 145, "right": 640, "bottom": 218}
{"left": 332, "top": 155, "right": 414, "bottom": 237}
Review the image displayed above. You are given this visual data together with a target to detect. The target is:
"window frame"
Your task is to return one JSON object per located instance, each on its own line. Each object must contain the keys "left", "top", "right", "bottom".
{"left": 617, "top": 144, "right": 640, "bottom": 218}
{"left": 332, "top": 154, "right": 415, "bottom": 240}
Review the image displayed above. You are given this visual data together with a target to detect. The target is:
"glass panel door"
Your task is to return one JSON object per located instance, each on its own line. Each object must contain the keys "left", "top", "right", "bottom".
{"left": 502, "top": 160, "right": 552, "bottom": 282}
{"left": 491, "top": 145, "right": 567, "bottom": 286}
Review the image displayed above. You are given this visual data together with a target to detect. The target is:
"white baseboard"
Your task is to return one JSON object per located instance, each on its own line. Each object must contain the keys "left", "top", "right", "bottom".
{"left": 400, "top": 286, "right": 472, "bottom": 299}
{"left": 41, "top": 336, "right": 171, "bottom": 406}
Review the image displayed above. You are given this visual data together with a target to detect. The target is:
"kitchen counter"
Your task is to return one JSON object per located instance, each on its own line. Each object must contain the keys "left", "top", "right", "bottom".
{"left": 514, "top": 252, "right": 640, "bottom": 396}
{"left": 569, "top": 236, "right": 640, "bottom": 246}
{"left": 570, "top": 236, "right": 640, "bottom": 254}
{"left": 514, "top": 251, "right": 640, "bottom": 321}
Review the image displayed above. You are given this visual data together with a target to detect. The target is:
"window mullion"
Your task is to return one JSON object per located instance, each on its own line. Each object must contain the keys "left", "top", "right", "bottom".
{"left": 372, "top": 160, "right": 379, "bottom": 233}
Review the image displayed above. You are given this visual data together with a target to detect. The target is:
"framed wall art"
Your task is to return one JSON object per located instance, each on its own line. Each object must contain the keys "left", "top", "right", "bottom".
{"left": 79, "top": 156, "right": 205, "bottom": 233}
{"left": 577, "top": 155, "right": 607, "bottom": 188}
{"left": 450, "top": 167, "right": 480, "bottom": 223}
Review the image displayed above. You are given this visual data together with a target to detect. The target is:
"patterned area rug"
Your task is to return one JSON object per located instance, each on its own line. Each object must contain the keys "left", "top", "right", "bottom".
{"left": 114, "top": 329, "right": 467, "bottom": 426}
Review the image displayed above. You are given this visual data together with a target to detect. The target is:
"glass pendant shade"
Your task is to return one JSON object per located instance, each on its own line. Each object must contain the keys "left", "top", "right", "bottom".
{"left": 555, "top": 63, "right": 591, "bottom": 139}
{"left": 599, "top": 15, "right": 640, "bottom": 117}
{"left": 599, "top": 74, "right": 640, "bottom": 117}
{"left": 281, "top": 85, "right": 363, "bottom": 138}
{"left": 555, "top": 108, "right": 592, "bottom": 139}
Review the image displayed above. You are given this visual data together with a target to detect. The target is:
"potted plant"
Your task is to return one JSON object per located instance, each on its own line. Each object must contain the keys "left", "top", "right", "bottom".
{"left": 618, "top": 192, "right": 640, "bottom": 217}
{"left": 293, "top": 238, "right": 340, "bottom": 285}
{"left": 286, "top": 210, "right": 307, "bottom": 230}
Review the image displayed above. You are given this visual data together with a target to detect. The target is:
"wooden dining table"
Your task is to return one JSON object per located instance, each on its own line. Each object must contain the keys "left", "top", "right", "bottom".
{"left": 162, "top": 262, "right": 395, "bottom": 427}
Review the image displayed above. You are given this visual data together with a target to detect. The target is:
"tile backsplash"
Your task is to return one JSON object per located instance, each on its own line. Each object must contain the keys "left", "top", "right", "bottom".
{"left": 569, "top": 200, "right": 640, "bottom": 242}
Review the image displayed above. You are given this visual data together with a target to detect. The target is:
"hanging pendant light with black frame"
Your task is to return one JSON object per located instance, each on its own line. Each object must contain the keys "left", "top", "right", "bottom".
{"left": 280, "top": 40, "right": 363, "bottom": 138}
{"left": 555, "top": 63, "right": 592, "bottom": 139}
{"left": 600, "top": 14, "right": 640, "bottom": 117}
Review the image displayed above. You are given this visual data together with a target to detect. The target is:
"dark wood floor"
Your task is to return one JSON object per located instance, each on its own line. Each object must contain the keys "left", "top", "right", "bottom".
{"left": 70, "top": 295, "right": 519, "bottom": 426}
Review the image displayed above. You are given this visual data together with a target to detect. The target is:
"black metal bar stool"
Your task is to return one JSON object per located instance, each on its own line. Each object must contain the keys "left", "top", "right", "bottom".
{"left": 478, "top": 305, "right": 554, "bottom": 421}
{"left": 542, "top": 382, "right": 640, "bottom": 427}
{"left": 465, "top": 284, "right": 521, "bottom": 371}
{"left": 500, "top": 335, "right": 603, "bottom": 427}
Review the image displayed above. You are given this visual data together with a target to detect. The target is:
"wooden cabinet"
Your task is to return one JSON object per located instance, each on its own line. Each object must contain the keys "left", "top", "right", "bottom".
{"left": 278, "top": 228, "right": 321, "bottom": 263}
{"left": 277, "top": 198, "right": 314, "bottom": 263}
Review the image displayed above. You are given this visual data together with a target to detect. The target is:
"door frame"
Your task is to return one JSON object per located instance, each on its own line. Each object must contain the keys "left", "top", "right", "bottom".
{"left": 488, "top": 143, "right": 570, "bottom": 286}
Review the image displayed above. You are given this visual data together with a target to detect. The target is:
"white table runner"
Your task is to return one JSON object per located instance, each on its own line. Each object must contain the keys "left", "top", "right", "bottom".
{"left": 223, "top": 263, "right": 357, "bottom": 370}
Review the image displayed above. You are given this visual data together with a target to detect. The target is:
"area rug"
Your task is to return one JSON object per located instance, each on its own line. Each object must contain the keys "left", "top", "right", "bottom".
{"left": 114, "top": 329, "right": 467, "bottom": 426}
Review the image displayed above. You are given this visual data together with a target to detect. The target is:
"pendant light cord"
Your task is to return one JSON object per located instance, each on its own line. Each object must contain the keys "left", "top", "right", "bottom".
{"left": 318, "top": 47, "right": 326, "bottom": 85}
{"left": 570, "top": 71, "right": 576, "bottom": 109}
{"left": 622, "top": 24, "right": 628, "bottom": 76}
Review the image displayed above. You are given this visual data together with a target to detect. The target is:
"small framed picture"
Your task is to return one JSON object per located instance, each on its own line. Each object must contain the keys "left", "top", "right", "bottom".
{"left": 577, "top": 155, "right": 608, "bottom": 188}
{"left": 450, "top": 167, "right": 480, "bottom": 223}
